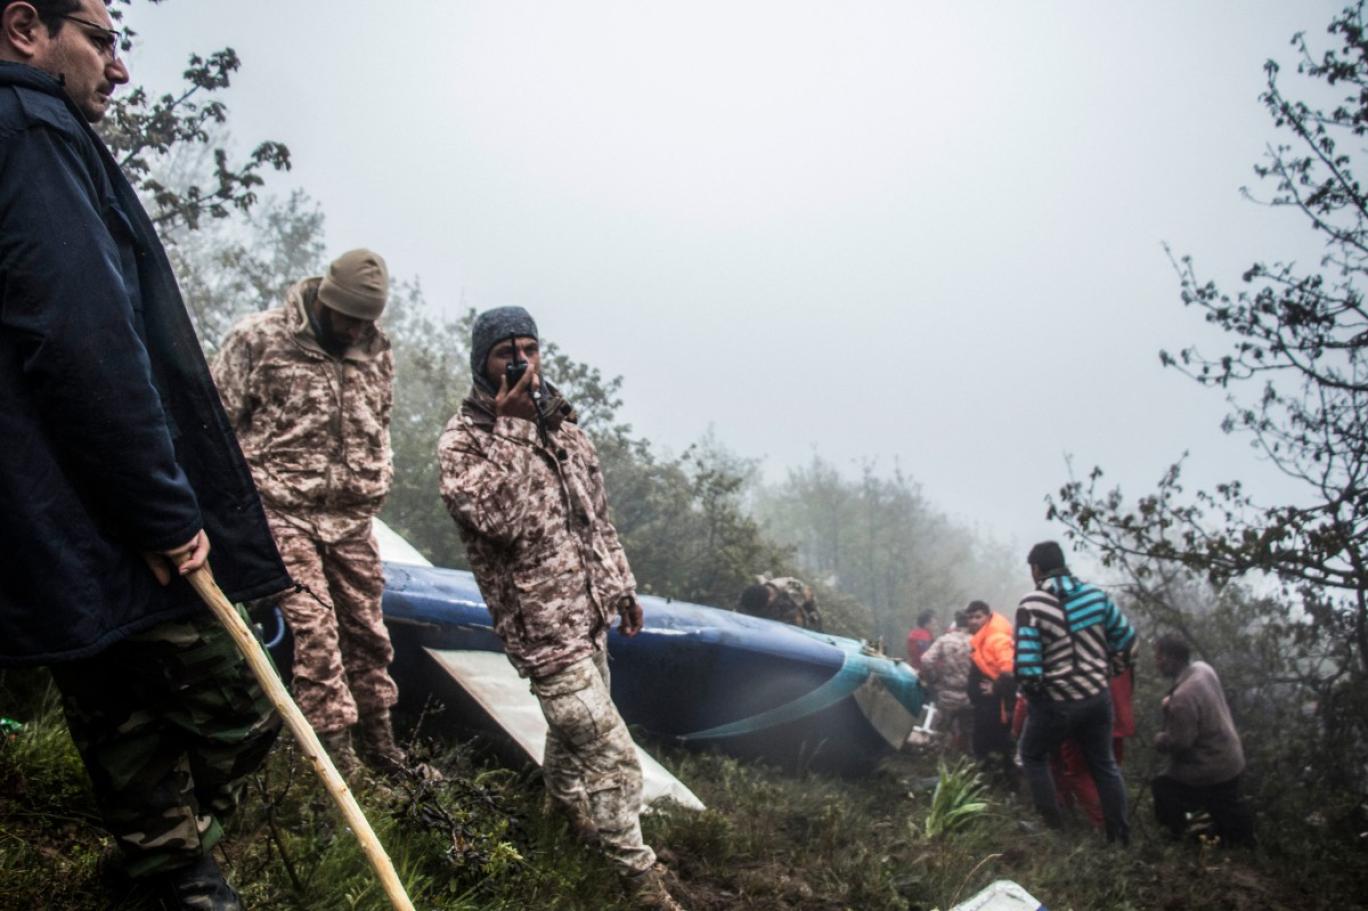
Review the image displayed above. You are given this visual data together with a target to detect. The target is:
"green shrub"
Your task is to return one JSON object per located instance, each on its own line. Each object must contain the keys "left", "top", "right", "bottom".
{"left": 922, "top": 758, "right": 990, "bottom": 840}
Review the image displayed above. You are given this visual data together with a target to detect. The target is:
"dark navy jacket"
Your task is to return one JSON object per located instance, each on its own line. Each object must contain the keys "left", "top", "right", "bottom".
{"left": 0, "top": 63, "right": 290, "bottom": 665}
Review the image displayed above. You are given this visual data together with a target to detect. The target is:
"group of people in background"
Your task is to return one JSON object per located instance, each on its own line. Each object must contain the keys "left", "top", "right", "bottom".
{"left": 909, "top": 541, "right": 1255, "bottom": 847}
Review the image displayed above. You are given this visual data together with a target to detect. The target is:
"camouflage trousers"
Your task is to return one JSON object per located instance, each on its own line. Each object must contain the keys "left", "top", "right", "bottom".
{"left": 50, "top": 608, "right": 280, "bottom": 877}
{"left": 532, "top": 651, "right": 655, "bottom": 876}
{"left": 273, "top": 523, "right": 398, "bottom": 733}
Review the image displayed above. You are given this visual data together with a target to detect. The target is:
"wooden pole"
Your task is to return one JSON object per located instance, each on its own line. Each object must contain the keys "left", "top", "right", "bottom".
{"left": 186, "top": 567, "right": 417, "bottom": 911}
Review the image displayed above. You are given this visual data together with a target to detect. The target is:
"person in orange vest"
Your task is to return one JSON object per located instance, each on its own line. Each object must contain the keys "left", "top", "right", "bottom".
{"left": 964, "top": 600, "right": 1017, "bottom": 784}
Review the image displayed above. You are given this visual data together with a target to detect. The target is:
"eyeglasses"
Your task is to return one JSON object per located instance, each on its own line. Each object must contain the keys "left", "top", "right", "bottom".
{"left": 61, "top": 14, "right": 122, "bottom": 61}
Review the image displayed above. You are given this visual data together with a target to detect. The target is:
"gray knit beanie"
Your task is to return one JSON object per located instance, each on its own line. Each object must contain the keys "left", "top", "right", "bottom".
{"left": 317, "top": 248, "right": 389, "bottom": 320}
{"left": 470, "top": 306, "right": 539, "bottom": 387}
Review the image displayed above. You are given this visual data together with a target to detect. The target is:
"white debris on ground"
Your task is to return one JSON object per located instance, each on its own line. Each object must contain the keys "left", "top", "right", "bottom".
{"left": 948, "top": 879, "right": 1046, "bottom": 911}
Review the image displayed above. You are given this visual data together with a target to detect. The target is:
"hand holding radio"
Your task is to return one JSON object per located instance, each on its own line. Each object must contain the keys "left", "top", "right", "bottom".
{"left": 495, "top": 361, "right": 540, "bottom": 421}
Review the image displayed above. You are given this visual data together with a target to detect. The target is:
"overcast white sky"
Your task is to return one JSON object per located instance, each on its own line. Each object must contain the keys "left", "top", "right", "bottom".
{"left": 127, "top": 1, "right": 1341, "bottom": 552}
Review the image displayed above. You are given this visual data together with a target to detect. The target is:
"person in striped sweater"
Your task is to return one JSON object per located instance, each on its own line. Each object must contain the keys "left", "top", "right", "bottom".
{"left": 1014, "top": 541, "right": 1136, "bottom": 844}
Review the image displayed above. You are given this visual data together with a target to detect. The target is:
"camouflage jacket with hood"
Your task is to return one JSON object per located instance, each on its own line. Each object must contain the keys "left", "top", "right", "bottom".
{"left": 212, "top": 278, "right": 394, "bottom": 543}
{"left": 920, "top": 628, "right": 973, "bottom": 713}
{"left": 437, "top": 386, "right": 636, "bottom": 679}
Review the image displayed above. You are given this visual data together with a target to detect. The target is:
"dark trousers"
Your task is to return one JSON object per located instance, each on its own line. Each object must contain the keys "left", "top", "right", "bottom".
{"left": 968, "top": 666, "right": 1015, "bottom": 783}
{"left": 50, "top": 609, "right": 280, "bottom": 877}
{"left": 1152, "top": 774, "right": 1255, "bottom": 847}
{"left": 1020, "top": 690, "right": 1129, "bottom": 844}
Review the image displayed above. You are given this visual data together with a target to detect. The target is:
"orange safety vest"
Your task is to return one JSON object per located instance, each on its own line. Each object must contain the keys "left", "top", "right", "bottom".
{"left": 970, "top": 612, "right": 1014, "bottom": 680}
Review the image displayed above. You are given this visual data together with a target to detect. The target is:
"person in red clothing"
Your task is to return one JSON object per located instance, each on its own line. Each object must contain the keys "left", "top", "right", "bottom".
{"left": 906, "top": 610, "right": 936, "bottom": 670}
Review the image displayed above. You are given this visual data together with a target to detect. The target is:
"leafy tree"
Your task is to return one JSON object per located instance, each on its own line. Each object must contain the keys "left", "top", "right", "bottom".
{"left": 1049, "top": 2, "right": 1368, "bottom": 798}
{"left": 167, "top": 188, "right": 326, "bottom": 354}
{"left": 82, "top": 1, "right": 304, "bottom": 349}
{"left": 379, "top": 293, "right": 472, "bottom": 567}
{"left": 756, "top": 454, "right": 1021, "bottom": 650}
{"left": 601, "top": 433, "right": 796, "bottom": 612}
{"left": 100, "top": 0, "right": 290, "bottom": 230}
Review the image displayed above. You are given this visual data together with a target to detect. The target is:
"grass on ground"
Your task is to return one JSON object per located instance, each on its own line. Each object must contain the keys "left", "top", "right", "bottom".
{"left": 3, "top": 667, "right": 1366, "bottom": 910}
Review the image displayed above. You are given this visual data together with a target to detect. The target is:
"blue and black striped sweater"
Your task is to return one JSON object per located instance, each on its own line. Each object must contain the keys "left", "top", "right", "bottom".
{"left": 1014, "top": 572, "right": 1135, "bottom": 702}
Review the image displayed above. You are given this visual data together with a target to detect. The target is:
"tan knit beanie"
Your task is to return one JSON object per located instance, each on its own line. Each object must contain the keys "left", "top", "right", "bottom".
{"left": 317, "top": 248, "right": 389, "bottom": 320}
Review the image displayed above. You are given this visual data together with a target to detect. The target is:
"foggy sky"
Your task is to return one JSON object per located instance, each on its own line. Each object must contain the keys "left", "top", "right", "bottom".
{"left": 128, "top": 1, "right": 1341, "bottom": 553}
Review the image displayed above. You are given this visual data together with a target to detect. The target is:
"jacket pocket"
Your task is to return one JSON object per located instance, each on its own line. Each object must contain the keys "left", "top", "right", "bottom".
{"left": 509, "top": 550, "right": 584, "bottom": 649}
{"left": 341, "top": 443, "right": 392, "bottom": 503}
{"left": 258, "top": 449, "right": 332, "bottom": 508}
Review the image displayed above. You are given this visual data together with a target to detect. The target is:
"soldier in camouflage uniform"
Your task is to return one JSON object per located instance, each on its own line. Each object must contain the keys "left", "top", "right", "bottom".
{"left": 438, "top": 307, "right": 685, "bottom": 911}
{"left": 738, "top": 575, "right": 824, "bottom": 630}
{"left": 1, "top": 5, "right": 291, "bottom": 907}
{"left": 212, "top": 250, "right": 409, "bottom": 778}
{"left": 919, "top": 611, "right": 975, "bottom": 749}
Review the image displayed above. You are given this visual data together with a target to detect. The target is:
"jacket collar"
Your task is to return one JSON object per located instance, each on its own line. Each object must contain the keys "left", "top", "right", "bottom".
{"left": 1169, "top": 661, "right": 1197, "bottom": 693}
{"left": 970, "top": 611, "right": 1011, "bottom": 646}
{"left": 1038, "top": 570, "right": 1078, "bottom": 597}
{"left": 0, "top": 61, "right": 65, "bottom": 96}
{"left": 461, "top": 385, "right": 498, "bottom": 428}
{"left": 0, "top": 62, "right": 100, "bottom": 141}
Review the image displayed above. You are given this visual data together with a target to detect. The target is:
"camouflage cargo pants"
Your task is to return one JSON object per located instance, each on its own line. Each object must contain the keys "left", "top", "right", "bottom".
{"left": 50, "top": 608, "right": 280, "bottom": 877}
{"left": 532, "top": 651, "right": 656, "bottom": 876}
{"left": 274, "top": 524, "right": 398, "bottom": 733}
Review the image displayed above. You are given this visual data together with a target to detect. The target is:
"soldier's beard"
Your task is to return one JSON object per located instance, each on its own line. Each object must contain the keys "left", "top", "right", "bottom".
{"left": 307, "top": 304, "right": 351, "bottom": 357}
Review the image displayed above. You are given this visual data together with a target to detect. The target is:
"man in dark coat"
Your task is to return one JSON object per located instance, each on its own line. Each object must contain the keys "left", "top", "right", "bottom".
{"left": 0, "top": 2, "right": 290, "bottom": 907}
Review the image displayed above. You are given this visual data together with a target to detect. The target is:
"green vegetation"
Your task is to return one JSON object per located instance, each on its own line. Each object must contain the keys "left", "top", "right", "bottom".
{"left": 921, "top": 759, "right": 989, "bottom": 841}
{"left": 6, "top": 2, "right": 1363, "bottom": 909}
{"left": 4, "top": 665, "right": 1366, "bottom": 910}
{"left": 1051, "top": 0, "right": 1368, "bottom": 848}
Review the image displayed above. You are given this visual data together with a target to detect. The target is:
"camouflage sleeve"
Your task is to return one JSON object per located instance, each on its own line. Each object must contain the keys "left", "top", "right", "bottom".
{"left": 210, "top": 324, "right": 256, "bottom": 432}
{"left": 583, "top": 433, "right": 637, "bottom": 595}
{"left": 379, "top": 349, "right": 395, "bottom": 470}
{"left": 920, "top": 638, "right": 944, "bottom": 682}
{"left": 437, "top": 415, "right": 544, "bottom": 546}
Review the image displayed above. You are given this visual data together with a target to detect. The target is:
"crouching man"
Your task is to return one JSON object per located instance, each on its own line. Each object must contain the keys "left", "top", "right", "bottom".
{"left": 438, "top": 307, "right": 684, "bottom": 911}
{"left": 1151, "top": 634, "right": 1255, "bottom": 846}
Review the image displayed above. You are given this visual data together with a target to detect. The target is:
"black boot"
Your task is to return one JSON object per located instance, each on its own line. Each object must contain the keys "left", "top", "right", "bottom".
{"left": 356, "top": 709, "right": 407, "bottom": 777}
{"left": 157, "top": 852, "right": 243, "bottom": 911}
{"left": 625, "top": 863, "right": 687, "bottom": 911}
{"left": 357, "top": 710, "right": 444, "bottom": 782}
{"left": 318, "top": 727, "right": 363, "bottom": 781}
